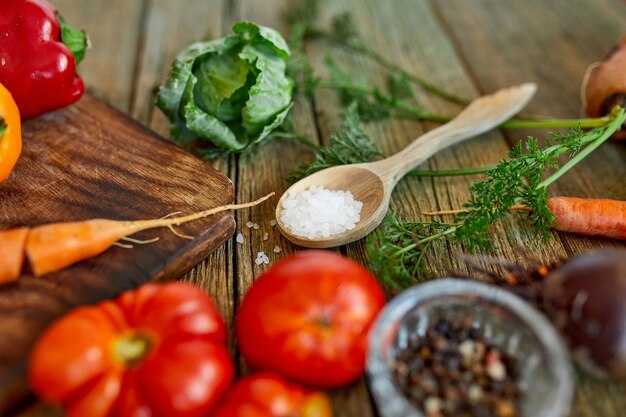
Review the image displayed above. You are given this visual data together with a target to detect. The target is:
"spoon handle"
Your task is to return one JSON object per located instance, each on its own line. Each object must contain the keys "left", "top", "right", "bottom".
{"left": 373, "top": 83, "right": 537, "bottom": 186}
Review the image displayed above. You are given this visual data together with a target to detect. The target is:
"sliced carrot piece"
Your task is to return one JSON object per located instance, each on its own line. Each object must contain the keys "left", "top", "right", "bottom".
{"left": 26, "top": 220, "right": 129, "bottom": 276}
{"left": 0, "top": 227, "right": 29, "bottom": 283}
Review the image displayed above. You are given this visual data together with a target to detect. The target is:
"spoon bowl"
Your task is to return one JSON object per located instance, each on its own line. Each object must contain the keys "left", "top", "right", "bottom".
{"left": 276, "top": 165, "right": 387, "bottom": 247}
{"left": 276, "top": 83, "right": 537, "bottom": 248}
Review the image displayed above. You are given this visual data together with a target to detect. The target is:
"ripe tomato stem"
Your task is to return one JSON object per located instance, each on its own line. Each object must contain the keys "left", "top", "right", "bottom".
{"left": 114, "top": 332, "right": 153, "bottom": 366}
{"left": 314, "top": 315, "right": 332, "bottom": 328}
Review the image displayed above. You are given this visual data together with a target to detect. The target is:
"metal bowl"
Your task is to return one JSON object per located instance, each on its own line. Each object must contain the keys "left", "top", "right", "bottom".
{"left": 367, "top": 278, "right": 574, "bottom": 417}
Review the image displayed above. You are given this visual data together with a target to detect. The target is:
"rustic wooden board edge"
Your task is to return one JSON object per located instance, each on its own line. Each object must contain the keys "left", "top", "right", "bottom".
{"left": 152, "top": 213, "right": 236, "bottom": 282}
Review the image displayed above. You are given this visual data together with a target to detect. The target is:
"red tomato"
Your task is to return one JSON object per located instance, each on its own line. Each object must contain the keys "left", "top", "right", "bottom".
{"left": 236, "top": 251, "right": 386, "bottom": 388}
{"left": 29, "top": 282, "right": 234, "bottom": 417}
{"left": 213, "top": 373, "right": 333, "bottom": 417}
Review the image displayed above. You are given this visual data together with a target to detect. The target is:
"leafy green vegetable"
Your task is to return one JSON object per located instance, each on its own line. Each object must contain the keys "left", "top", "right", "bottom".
{"left": 288, "top": 102, "right": 382, "bottom": 182}
{"left": 367, "top": 215, "right": 455, "bottom": 290}
{"left": 157, "top": 22, "right": 294, "bottom": 157}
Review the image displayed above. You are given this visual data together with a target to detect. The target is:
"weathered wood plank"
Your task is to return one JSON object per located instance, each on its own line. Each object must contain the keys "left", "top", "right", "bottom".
{"left": 126, "top": 0, "right": 237, "bottom": 342}
{"left": 433, "top": 0, "right": 626, "bottom": 200}
{"left": 225, "top": 1, "right": 376, "bottom": 416}
{"left": 54, "top": 0, "right": 145, "bottom": 111}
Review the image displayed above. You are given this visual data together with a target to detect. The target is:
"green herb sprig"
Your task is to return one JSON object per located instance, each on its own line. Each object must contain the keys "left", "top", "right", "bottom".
{"left": 288, "top": 102, "right": 383, "bottom": 182}
{"left": 367, "top": 107, "right": 626, "bottom": 289}
{"left": 305, "top": 7, "right": 469, "bottom": 105}
{"left": 287, "top": 102, "right": 488, "bottom": 183}
{"left": 284, "top": 0, "right": 614, "bottom": 132}
{"left": 320, "top": 57, "right": 439, "bottom": 122}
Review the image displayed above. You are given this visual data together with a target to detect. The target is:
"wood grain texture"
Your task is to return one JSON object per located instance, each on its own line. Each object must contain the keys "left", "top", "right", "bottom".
{"left": 226, "top": 1, "right": 375, "bottom": 416}
{"left": 125, "top": 0, "right": 238, "bottom": 336}
{"left": 54, "top": 0, "right": 145, "bottom": 111}
{"left": 0, "top": 95, "right": 234, "bottom": 414}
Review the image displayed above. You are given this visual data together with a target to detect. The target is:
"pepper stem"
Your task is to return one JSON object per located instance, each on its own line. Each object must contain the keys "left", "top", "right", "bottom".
{"left": 0, "top": 117, "right": 6, "bottom": 140}
{"left": 57, "top": 13, "right": 90, "bottom": 65}
{"left": 114, "top": 332, "right": 153, "bottom": 366}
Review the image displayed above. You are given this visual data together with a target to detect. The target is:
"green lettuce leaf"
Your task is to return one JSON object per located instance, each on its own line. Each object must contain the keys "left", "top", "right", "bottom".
{"left": 193, "top": 52, "right": 249, "bottom": 117}
{"left": 232, "top": 21, "right": 290, "bottom": 58}
{"left": 183, "top": 101, "right": 246, "bottom": 151}
{"left": 253, "top": 102, "right": 293, "bottom": 146}
{"left": 240, "top": 42, "right": 293, "bottom": 136}
{"left": 156, "top": 21, "right": 294, "bottom": 156}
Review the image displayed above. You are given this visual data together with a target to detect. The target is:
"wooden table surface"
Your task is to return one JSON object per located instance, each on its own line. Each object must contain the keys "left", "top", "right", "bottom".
{"left": 16, "top": 0, "right": 626, "bottom": 415}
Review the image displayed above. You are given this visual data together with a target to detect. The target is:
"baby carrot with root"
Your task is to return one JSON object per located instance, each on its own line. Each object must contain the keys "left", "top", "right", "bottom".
{"left": 2, "top": 193, "right": 274, "bottom": 279}
{"left": 424, "top": 196, "right": 626, "bottom": 241}
{"left": 26, "top": 219, "right": 136, "bottom": 276}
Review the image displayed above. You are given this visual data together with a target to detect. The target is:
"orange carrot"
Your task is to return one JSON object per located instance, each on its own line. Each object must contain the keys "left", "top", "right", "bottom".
{"left": 547, "top": 197, "right": 626, "bottom": 240}
{"left": 23, "top": 193, "right": 274, "bottom": 277}
{"left": 26, "top": 219, "right": 128, "bottom": 276}
{"left": 424, "top": 196, "right": 626, "bottom": 241}
{"left": 0, "top": 227, "right": 29, "bottom": 283}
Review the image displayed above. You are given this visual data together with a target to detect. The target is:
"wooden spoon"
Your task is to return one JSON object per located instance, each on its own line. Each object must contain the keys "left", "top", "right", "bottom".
{"left": 276, "top": 83, "right": 537, "bottom": 248}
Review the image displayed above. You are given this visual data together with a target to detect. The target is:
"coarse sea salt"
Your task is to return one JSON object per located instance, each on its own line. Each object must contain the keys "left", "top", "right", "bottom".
{"left": 279, "top": 186, "right": 363, "bottom": 239}
{"left": 255, "top": 251, "right": 270, "bottom": 265}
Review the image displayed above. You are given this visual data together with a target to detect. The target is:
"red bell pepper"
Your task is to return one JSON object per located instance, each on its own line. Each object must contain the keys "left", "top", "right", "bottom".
{"left": 0, "top": 0, "right": 89, "bottom": 119}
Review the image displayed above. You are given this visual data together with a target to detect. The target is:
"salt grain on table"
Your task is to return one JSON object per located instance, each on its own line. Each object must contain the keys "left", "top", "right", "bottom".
{"left": 246, "top": 221, "right": 254, "bottom": 228}
{"left": 255, "top": 251, "right": 270, "bottom": 265}
{"left": 279, "top": 186, "right": 363, "bottom": 239}
{"left": 263, "top": 232, "right": 269, "bottom": 240}
{"left": 236, "top": 233, "right": 244, "bottom": 244}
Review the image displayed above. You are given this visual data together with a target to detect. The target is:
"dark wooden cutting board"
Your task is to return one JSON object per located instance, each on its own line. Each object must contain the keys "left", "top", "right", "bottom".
{"left": 0, "top": 95, "right": 235, "bottom": 412}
